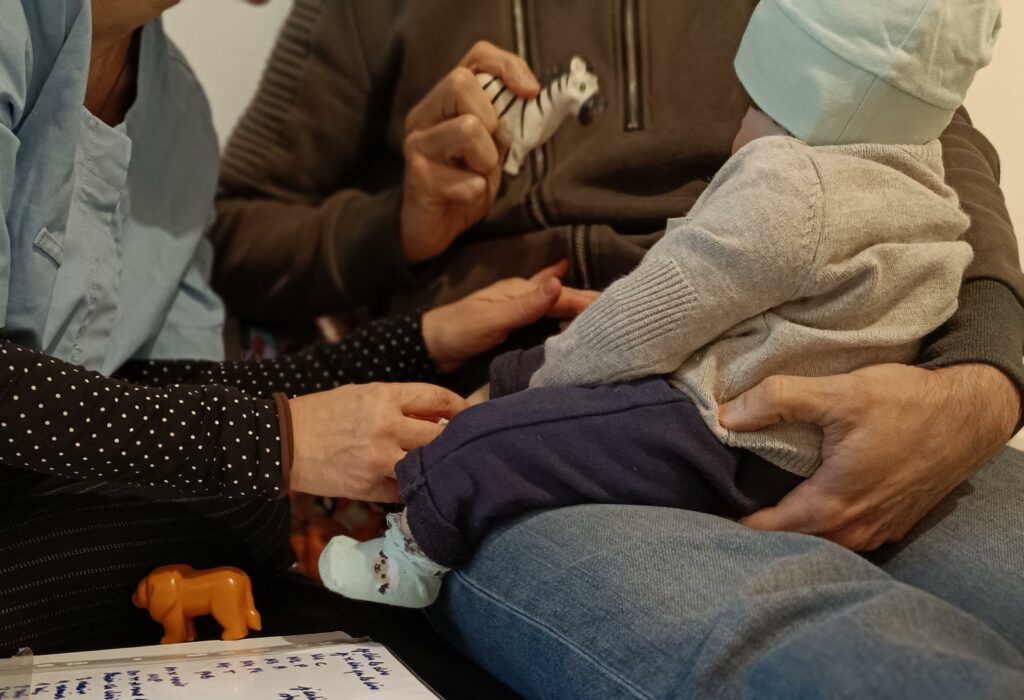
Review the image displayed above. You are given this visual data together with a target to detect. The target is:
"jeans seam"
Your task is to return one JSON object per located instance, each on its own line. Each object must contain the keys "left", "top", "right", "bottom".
{"left": 449, "top": 568, "right": 655, "bottom": 700}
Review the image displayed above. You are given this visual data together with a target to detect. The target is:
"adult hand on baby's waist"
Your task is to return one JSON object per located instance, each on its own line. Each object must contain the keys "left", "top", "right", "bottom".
{"left": 718, "top": 363, "right": 1020, "bottom": 551}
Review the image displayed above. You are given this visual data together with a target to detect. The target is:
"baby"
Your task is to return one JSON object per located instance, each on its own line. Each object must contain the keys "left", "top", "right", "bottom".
{"left": 320, "top": 0, "right": 1001, "bottom": 608}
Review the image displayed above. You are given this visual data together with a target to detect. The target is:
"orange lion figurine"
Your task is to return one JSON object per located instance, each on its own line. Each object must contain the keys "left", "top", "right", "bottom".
{"left": 132, "top": 565, "right": 261, "bottom": 644}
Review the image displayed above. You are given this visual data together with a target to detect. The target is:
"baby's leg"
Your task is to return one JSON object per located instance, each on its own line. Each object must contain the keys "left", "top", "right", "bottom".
{"left": 320, "top": 379, "right": 801, "bottom": 608}
{"left": 400, "top": 379, "right": 801, "bottom": 569}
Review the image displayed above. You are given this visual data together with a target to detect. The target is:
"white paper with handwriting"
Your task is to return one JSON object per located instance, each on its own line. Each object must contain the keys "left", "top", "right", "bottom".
{"left": 0, "top": 632, "right": 437, "bottom": 699}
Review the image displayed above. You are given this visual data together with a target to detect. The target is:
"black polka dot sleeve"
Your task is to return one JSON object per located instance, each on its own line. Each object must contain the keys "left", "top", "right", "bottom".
{"left": 0, "top": 341, "right": 284, "bottom": 499}
{"left": 114, "top": 313, "right": 438, "bottom": 397}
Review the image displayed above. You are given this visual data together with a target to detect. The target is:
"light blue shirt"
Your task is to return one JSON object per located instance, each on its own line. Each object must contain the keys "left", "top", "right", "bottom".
{"left": 0, "top": 0, "right": 225, "bottom": 376}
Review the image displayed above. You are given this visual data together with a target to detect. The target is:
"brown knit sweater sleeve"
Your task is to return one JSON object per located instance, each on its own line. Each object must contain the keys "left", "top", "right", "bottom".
{"left": 918, "top": 109, "right": 1024, "bottom": 426}
{"left": 210, "top": 0, "right": 411, "bottom": 323}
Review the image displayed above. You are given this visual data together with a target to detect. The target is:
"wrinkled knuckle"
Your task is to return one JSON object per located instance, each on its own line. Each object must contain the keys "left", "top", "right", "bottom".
{"left": 449, "top": 67, "right": 476, "bottom": 92}
{"left": 456, "top": 113, "right": 485, "bottom": 139}
{"left": 470, "top": 40, "right": 494, "bottom": 56}
{"left": 407, "top": 153, "right": 433, "bottom": 181}
{"left": 762, "top": 376, "right": 788, "bottom": 406}
{"left": 430, "top": 386, "right": 452, "bottom": 409}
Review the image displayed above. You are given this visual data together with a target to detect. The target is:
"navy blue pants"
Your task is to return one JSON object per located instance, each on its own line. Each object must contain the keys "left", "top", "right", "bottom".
{"left": 397, "top": 348, "right": 801, "bottom": 567}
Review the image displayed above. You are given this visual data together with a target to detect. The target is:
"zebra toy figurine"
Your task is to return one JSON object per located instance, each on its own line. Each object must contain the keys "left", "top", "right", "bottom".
{"left": 477, "top": 56, "right": 601, "bottom": 176}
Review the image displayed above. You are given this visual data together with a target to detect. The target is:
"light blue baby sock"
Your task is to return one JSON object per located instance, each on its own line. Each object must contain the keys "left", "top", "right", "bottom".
{"left": 319, "top": 513, "right": 449, "bottom": 609}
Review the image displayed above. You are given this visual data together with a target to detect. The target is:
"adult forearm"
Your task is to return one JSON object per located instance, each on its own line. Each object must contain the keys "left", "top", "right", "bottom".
{"left": 116, "top": 313, "right": 438, "bottom": 397}
{"left": 920, "top": 110, "right": 1024, "bottom": 428}
{"left": 0, "top": 340, "right": 285, "bottom": 498}
{"left": 919, "top": 281, "right": 1024, "bottom": 431}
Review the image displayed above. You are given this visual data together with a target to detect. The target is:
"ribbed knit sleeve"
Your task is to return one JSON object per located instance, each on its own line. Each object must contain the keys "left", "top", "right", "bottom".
{"left": 919, "top": 110, "right": 1024, "bottom": 429}
{"left": 534, "top": 138, "right": 823, "bottom": 388}
{"left": 211, "top": 0, "right": 415, "bottom": 322}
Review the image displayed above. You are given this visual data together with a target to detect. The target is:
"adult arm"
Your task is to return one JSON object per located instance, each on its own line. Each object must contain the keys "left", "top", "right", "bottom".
{"left": 918, "top": 109, "right": 1024, "bottom": 407}
{"left": 210, "top": 1, "right": 404, "bottom": 321}
{"left": 117, "top": 263, "right": 595, "bottom": 395}
{"left": 720, "top": 111, "right": 1023, "bottom": 551}
{"left": 116, "top": 312, "right": 439, "bottom": 397}
{"left": 0, "top": 339, "right": 286, "bottom": 498}
{"left": 1, "top": 337, "right": 470, "bottom": 503}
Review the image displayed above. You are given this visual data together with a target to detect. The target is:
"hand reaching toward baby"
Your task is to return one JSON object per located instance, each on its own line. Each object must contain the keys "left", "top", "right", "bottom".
{"left": 422, "top": 260, "right": 599, "bottom": 373}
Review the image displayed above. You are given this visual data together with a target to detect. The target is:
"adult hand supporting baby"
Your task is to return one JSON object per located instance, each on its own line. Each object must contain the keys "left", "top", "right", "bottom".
{"left": 288, "top": 383, "right": 469, "bottom": 502}
{"left": 719, "top": 363, "right": 1021, "bottom": 552}
{"left": 422, "top": 260, "right": 599, "bottom": 372}
{"left": 401, "top": 41, "right": 540, "bottom": 262}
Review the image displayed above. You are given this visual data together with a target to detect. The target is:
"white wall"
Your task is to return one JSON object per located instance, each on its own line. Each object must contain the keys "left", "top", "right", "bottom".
{"left": 166, "top": 0, "right": 1024, "bottom": 449}
{"left": 967, "top": 0, "right": 1024, "bottom": 263}
{"left": 164, "top": 0, "right": 293, "bottom": 145}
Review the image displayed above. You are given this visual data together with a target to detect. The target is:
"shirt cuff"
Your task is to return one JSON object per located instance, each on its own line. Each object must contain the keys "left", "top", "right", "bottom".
{"left": 273, "top": 392, "right": 295, "bottom": 495}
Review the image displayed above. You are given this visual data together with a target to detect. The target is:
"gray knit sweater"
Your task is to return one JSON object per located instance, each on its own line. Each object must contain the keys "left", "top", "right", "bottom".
{"left": 533, "top": 136, "right": 972, "bottom": 477}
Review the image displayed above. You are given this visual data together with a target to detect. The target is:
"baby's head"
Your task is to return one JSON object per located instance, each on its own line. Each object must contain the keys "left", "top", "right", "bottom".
{"left": 732, "top": 0, "right": 1002, "bottom": 151}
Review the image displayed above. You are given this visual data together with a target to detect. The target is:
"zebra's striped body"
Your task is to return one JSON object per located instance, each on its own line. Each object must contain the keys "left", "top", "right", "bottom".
{"left": 477, "top": 56, "right": 600, "bottom": 176}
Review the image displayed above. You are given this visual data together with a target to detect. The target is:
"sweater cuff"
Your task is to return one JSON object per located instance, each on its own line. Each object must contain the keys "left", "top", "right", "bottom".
{"left": 918, "top": 279, "right": 1024, "bottom": 433}
{"left": 273, "top": 392, "right": 295, "bottom": 495}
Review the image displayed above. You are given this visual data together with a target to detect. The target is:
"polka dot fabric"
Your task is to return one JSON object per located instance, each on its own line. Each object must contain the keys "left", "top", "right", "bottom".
{"left": 0, "top": 340, "right": 284, "bottom": 498}
{"left": 0, "top": 312, "right": 437, "bottom": 654}
{"left": 0, "top": 314, "right": 433, "bottom": 497}
{"left": 115, "top": 313, "right": 438, "bottom": 396}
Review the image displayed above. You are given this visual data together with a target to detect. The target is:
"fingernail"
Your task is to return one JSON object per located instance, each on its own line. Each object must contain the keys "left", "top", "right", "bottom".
{"left": 520, "top": 70, "right": 540, "bottom": 90}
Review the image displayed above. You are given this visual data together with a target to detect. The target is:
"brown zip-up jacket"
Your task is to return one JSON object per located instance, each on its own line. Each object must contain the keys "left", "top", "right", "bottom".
{"left": 211, "top": 0, "right": 1024, "bottom": 398}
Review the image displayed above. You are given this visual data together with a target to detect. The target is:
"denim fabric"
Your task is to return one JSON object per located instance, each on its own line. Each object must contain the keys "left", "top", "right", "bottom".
{"left": 0, "top": 3, "right": 224, "bottom": 374}
{"left": 429, "top": 447, "right": 1024, "bottom": 698}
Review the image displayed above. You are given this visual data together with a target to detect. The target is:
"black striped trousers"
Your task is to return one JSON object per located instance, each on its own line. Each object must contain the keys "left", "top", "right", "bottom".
{"left": 0, "top": 468, "right": 291, "bottom": 655}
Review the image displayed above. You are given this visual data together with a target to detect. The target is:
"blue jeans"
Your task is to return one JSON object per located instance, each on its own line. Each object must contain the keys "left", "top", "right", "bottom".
{"left": 428, "top": 447, "right": 1024, "bottom": 698}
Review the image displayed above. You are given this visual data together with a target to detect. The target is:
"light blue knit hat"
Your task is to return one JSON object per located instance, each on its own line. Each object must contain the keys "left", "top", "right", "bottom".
{"left": 734, "top": 0, "right": 1002, "bottom": 146}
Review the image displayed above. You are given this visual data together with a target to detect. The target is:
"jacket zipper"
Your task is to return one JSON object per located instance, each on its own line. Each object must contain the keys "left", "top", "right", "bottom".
{"left": 622, "top": 0, "right": 644, "bottom": 131}
{"left": 572, "top": 225, "right": 592, "bottom": 289}
{"left": 511, "top": 0, "right": 547, "bottom": 181}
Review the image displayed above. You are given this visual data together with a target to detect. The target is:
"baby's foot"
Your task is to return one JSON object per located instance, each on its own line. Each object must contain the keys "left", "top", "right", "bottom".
{"left": 319, "top": 514, "right": 448, "bottom": 608}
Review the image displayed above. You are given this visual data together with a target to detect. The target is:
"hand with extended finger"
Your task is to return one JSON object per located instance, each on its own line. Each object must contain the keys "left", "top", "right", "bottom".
{"left": 421, "top": 260, "right": 599, "bottom": 373}
{"left": 401, "top": 41, "right": 540, "bottom": 262}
